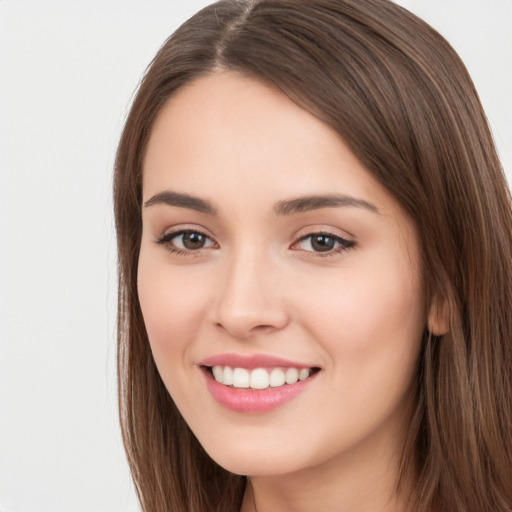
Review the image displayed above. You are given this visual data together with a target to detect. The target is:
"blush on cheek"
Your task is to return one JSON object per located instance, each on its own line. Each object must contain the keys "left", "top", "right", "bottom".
{"left": 138, "top": 269, "right": 209, "bottom": 358}
{"left": 304, "top": 273, "right": 422, "bottom": 357}
{"left": 140, "top": 292, "right": 193, "bottom": 343}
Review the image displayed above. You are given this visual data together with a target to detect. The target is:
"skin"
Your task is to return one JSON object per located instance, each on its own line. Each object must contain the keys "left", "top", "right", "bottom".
{"left": 138, "top": 72, "right": 437, "bottom": 512}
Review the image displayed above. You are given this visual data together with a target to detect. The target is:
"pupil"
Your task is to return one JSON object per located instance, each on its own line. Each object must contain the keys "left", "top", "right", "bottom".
{"left": 311, "top": 235, "right": 334, "bottom": 252}
{"left": 183, "top": 232, "right": 205, "bottom": 250}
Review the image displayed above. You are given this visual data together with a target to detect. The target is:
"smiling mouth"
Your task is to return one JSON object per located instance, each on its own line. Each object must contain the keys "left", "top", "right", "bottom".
{"left": 204, "top": 365, "right": 321, "bottom": 390}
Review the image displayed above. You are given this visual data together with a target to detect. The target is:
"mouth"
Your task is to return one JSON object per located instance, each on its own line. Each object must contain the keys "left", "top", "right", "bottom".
{"left": 198, "top": 355, "right": 321, "bottom": 413}
{"left": 203, "top": 365, "right": 321, "bottom": 390}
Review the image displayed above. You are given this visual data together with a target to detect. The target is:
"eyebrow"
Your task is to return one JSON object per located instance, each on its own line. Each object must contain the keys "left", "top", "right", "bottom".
{"left": 274, "top": 194, "right": 379, "bottom": 215}
{"left": 143, "top": 190, "right": 379, "bottom": 216}
{"left": 144, "top": 190, "right": 217, "bottom": 215}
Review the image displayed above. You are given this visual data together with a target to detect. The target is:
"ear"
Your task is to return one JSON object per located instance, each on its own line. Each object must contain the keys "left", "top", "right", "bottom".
{"left": 427, "top": 293, "right": 449, "bottom": 336}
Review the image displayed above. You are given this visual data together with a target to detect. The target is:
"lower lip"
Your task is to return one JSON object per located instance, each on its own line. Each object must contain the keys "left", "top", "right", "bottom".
{"left": 202, "top": 368, "right": 317, "bottom": 413}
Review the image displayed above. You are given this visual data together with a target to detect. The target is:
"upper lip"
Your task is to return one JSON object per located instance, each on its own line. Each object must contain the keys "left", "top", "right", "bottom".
{"left": 199, "top": 353, "right": 319, "bottom": 370}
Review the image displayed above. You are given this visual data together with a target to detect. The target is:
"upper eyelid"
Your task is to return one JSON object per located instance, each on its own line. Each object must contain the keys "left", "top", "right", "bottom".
{"left": 292, "top": 232, "right": 355, "bottom": 248}
{"left": 156, "top": 225, "right": 216, "bottom": 241}
{"left": 292, "top": 225, "right": 355, "bottom": 243}
{"left": 156, "top": 229, "right": 216, "bottom": 246}
{"left": 296, "top": 231, "right": 349, "bottom": 242}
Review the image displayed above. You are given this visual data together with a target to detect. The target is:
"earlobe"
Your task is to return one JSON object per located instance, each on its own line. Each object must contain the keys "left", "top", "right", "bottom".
{"left": 427, "top": 294, "right": 450, "bottom": 336}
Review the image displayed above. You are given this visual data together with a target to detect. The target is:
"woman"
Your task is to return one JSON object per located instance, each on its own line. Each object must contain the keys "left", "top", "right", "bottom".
{"left": 114, "top": 0, "right": 512, "bottom": 510}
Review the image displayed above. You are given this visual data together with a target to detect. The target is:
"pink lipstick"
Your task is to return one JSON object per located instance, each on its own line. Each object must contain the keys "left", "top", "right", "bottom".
{"left": 199, "top": 353, "right": 320, "bottom": 413}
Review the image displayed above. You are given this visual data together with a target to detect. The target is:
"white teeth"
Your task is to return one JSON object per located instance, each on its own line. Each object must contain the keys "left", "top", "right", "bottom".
{"left": 232, "top": 368, "right": 250, "bottom": 388}
{"left": 212, "top": 365, "right": 223, "bottom": 382}
{"left": 285, "top": 367, "right": 299, "bottom": 385}
{"left": 269, "top": 368, "right": 286, "bottom": 387}
{"left": 299, "top": 368, "right": 310, "bottom": 381}
{"left": 211, "top": 365, "right": 312, "bottom": 389}
{"left": 250, "top": 368, "right": 269, "bottom": 390}
{"left": 223, "top": 366, "right": 233, "bottom": 385}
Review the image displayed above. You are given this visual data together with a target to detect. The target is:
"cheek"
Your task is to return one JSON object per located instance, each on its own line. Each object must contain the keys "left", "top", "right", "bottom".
{"left": 137, "top": 252, "right": 211, "bottom": 364}
{"left": 297, "top": 254, "right": 426, "bottom": 373}
{"left": 289, "top": 262, "right": 426, "bottom": 455}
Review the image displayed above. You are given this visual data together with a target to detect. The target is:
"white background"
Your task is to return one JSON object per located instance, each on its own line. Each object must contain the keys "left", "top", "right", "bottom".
{"left": 0, "top": 1, "right": 510, "bottom": 511}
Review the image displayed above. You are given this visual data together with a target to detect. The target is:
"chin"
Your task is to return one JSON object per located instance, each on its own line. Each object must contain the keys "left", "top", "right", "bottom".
{"left": 211, "top": 452, "right": 301, "bottom": 477}
{"left": 196, "top": 431, "right": 316, "bottom": 477}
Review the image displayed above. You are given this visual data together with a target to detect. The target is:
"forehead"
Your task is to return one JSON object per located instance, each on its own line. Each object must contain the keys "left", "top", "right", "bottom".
{"left": 146, "top": 74, "right": 362, "bottom": 188}
{"left": 142, "top": 72, "right": 405, "bottom": 225}
{"left": 143, "top": 72, "right": 344, "bottom": 178}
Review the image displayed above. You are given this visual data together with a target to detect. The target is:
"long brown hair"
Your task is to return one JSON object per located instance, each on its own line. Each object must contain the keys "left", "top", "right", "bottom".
{"left": 114, "top": 1, "right": 512, "bottom": 510}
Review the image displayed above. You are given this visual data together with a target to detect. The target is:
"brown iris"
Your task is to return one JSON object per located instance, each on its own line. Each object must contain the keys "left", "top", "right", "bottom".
{"left": 182, "top": 232, "right": 207, "bottom": 250}
{"left": 310, "top": 234, "right": 336, "bottom": 252}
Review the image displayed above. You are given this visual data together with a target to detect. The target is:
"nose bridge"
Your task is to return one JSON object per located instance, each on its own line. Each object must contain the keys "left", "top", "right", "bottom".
{"left": 213, "top": 242, "right": 288, "bottom": 338}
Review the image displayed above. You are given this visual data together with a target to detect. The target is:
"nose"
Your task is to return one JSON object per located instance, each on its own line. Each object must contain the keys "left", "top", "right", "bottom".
{"left": 212, "top": 249, "right": 290, "bottom": 339}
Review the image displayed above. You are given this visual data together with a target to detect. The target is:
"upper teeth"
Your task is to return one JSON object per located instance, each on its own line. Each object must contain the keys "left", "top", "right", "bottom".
{"left": 211, "top": 366, "right": 310, "bottom": 389}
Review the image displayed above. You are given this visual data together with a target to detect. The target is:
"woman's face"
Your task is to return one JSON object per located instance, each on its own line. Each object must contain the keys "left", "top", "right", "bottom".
{"left": 138, "top": 72, "right": 428, "bottom": 478}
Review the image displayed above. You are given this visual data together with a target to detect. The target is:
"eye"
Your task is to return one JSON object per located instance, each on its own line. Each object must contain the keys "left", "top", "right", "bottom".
{"left": 156, "top": 229, "right": 216, "bottom": 253}
{"left": 292, "top": 232, "right": 355, "bottom": 255}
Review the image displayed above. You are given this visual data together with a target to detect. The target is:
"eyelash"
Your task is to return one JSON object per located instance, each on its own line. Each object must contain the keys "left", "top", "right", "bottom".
{"left": 155, "top": 230, "right": 216, "bottom": 257}
{"left": 293, "top": 232, "right": 356, "bottom": 257}
{"left": 155, "top": 229, "right": 356, "bottom": 257}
